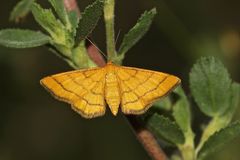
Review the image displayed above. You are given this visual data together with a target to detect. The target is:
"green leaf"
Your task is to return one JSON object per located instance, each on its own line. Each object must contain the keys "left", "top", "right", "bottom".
{"left": 48, "top": 0, "right": 69, "bottom": 25}
{"left": 223, "top": 82, "right": 240, "bottom": 122}
{"left": 198, "top": 122, "right": 240, "bottom": 160}
{"left": 68, "top": 10, "right": 79, "bottom": 36}
{"left": 146, "top": 114, "right": 185, "bottom": 145}
{"left": 0, "top": 29, "right": 50, "bottom": 48}
{"left": 48, "top": 0, "right": 79, "bottom": 37}
{"left": 172, "top": 87, "right": 195, "bottom": 158}
{"left": 72, "top": 41, "right": 97, "bottom": 69}
{"left": 118, "top": 8, "right": 157, "bottom": 56}
{"left": 189, "top": 57, "right": 232, "bottom": 117}
{"left": 172, "top": 86, "right": 191, "bottom": 133}
{"left": 153, "top": 96, "right": 172, "bottom": 111}
{"left": 170, "top": 155, "right": 182, "bottom": 160}
{"left": 31, "top": 3, "right": 68, "bottom": 45}
{"left": 10, "top": 0, "right": 35, "bottom": 22}
{"left": 75, "top": 0, "right": 104, "bottom": 44}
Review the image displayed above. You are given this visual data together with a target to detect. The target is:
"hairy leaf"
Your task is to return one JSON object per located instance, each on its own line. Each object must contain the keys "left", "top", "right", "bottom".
{"left": 49, "top": 0, "right": 69, "bottom": 25}
{"left": 49, "top": 0, "right": 79, "bottom": 37}
{"left": 0, "top": 29, "right": 50, "bottom": 48}
{"left": 228, "top": 83, "right": 240, "bottom": 117}
{"left": 118, "top": 8, "right": 157, "bottom": 56}
{"left": 146, "top": 114, "right": 185, "bottom": 144}
{"left": 31, "top": 3, "right": 66, "bottom": 44}
{"left": 10, "top": 0, "right": 35, "bottom": 22}
{"left": 153, "top": 96, "right": 172, "bottom": 111}
{"left": 222, "top": 82, "right": 240, "bottom": 123}
{"left": 72, "top": 41, "right": 97, "bottom": 69}
{"left": 68, "top": 10, "right": 79, "bottom": 36}
{"left": 190, "top": 57, "right": 232, "bottom": 117}
{"left": 198, "top": 122, "right": 240, "bottom": 160}
{"left": 75, "top": 0, "right": 104, "bottom": 44}
{"left": 173, "top": 86, "right": 191, "bottom": 133}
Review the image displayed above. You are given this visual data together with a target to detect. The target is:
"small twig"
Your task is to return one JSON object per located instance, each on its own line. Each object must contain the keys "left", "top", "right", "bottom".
{"left": 86, "top": 39, "right": 106, "bottom": 67}
{"left": 63, "top": 0, "right": 167, "bottom": 159}
{"left": 127, "top": 116, "right": 168, "bottom": 160}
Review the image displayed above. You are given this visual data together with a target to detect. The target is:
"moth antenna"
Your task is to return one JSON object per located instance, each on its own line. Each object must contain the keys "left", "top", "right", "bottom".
{"left": 115, "top": 29, "right": 121, "bottom": 47}
{"left": 86, "top": 38, "right": 107, "bottom": 59}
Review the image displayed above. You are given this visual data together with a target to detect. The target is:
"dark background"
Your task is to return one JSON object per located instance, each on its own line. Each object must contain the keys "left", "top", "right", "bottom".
{"left": 0, "top": 0, "right": 240, "bottom": 160}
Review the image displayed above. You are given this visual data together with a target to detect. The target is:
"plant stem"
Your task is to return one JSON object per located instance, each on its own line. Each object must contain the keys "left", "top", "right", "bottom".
{"left": 127, "top": 116, "right": 168, "bottom": 160}
{"left": 63, "top": 1, "right": 167, "bottom": 159}
{"left": 179, "top": 130, "right": 195, "bottom": 160}
{"left": 196, "top": 116, "right": 227, "bottom": 155}
{"left": 104, "top": 0, "right": 117, "bottom": 61}
{"left": 103, "top": 0, "right": 167, "bottom": 159}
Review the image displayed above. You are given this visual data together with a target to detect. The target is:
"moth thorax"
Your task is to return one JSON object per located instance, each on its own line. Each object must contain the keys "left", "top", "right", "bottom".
{"left": 105, "top": 72, "right": 120, "bottom": 116}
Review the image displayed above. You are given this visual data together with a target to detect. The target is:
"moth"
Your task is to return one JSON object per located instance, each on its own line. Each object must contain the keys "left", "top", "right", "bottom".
{"left": 41, "top": 62, "right": 180, "bottom": 118}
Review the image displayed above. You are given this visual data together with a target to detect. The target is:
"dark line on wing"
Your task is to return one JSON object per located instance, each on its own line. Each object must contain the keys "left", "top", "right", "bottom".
{"left": 122, "top": 76, "right": 168, "bottom": 105}
{"left": 139, "top": 76, "right": 168, "bottom": 98}
{"left": 89, "top": 80, "right": 105, "bottom": 96}
{"left": 121, "top": 70, "right": 138, "bottom": 82}
{"left": 67, "top": 75, "right": 103, "bottom": 96}
{"left": 82, "top": 70, "right": 97, "bottom": 78}
{"left": 51, "top": 77, "right": 104, "bottom": 106}
{"left": 121, "top": 72, "right": 155, "bottom": 94}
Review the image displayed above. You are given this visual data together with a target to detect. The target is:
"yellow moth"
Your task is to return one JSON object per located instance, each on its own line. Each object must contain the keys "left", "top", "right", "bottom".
{"left": 40, "top": 62, "right": 180, "bottom": 118}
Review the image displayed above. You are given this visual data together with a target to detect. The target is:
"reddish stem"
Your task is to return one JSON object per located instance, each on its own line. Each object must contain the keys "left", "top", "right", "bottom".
{"left": 64, "top": 0, "right": 80, "bottom": 15}
{"left": 127, "top": 116, "right": 167, "bottom": 160}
